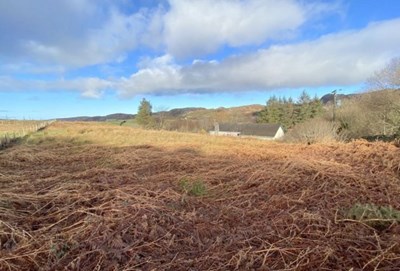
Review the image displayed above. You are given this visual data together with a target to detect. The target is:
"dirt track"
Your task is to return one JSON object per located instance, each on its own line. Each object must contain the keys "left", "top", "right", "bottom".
{"left": 1, "top": 123, "right": 400, "bottom": 270}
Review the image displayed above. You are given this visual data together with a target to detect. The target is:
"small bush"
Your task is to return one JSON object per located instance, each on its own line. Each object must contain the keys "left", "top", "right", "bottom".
{"left": 179, "top": 178, "right": 207, "bottom": 196}
{"left": 345, "top": 203, "right": 400, "bottom": 229}
{"left": 284, "top": 118, "right": 346, "bottom": 144}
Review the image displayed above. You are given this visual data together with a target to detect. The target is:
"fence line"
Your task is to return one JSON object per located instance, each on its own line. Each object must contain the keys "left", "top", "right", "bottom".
{"left": 0, "top": 120, "right": 55, "bottom": 149}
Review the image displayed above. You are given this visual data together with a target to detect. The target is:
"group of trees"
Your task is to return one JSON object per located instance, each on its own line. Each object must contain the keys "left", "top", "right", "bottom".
{"left": 257, "top": 91, "right": 324, "bottom": 131}
{"left": 135, "top": 99, "right": 211, "bottom": 131}
{"left": 337, "top": 57, "right": 400, "bottom": 139}
{"left": 337, "top": 89, "right": 400, "bottom": 139}
{"left": 257, "top": 57, "right": 400, "bottom": 142}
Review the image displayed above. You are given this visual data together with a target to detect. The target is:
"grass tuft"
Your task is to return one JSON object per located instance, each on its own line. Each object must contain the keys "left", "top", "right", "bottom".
{"left": 179, "top": 178, "right": 207, "bottom": 196}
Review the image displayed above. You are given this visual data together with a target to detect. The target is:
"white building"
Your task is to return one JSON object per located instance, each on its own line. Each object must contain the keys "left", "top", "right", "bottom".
{"left": 210, "top": 123, "right": 284, "bottom": 140}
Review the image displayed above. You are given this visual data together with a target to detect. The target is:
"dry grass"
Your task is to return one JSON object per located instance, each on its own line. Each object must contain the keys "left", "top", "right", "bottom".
{"left": 0, "top": 120, "right": 53, "bottom": 149}
{"left": 1, "top": 122, "right": 400, "bottom": 270}
{"left": 0, "top": 120, "right": 41, "bottom": 136}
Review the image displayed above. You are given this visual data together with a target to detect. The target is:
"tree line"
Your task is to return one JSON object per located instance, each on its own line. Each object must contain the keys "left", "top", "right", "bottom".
{"left": 256, "top": 91, "right": 324, "bottom": 131}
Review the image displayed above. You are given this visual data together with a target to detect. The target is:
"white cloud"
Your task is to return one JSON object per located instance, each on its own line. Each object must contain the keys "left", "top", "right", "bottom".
{"left": 118, "top": 18, "right": 400, "bottom": 96}
{"left": 21, "top": 9, "right": 155, "bottom": 67}
{"left": 0, "top": 0, "right": 162, "bottom": 68}
{"left": 0, "top": 0, "right": 341, "bottom": 69}
{"left": 0, "top": 0, "right": 99, "bottom": 59}
{"left": 119, "top": 55, "right": 182, "bottom": 95}
{"left": 163, "top": 0, "right": 308, "bottom": 58}
{"left": 2, "top": 18, "right": 399, "bottom": 99}
{"left": 0, "top": 76, "right": 113, "bottom": 99}
{"left": 60, "top": 78, "right": 114, "bottom": 99}
{"left": 1, "top": 1, "right": 399, "bottom": 99}
{"left": 0, "top": 63, "right": 66, "bottom": 75}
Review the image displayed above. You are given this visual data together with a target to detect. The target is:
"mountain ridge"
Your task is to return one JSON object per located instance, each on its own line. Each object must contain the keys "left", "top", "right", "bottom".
{"left": 58, "top": 90, "right": 387, "bottom": 122}
{"left": 57, "top": 105, "right": 264, "bottom": 122}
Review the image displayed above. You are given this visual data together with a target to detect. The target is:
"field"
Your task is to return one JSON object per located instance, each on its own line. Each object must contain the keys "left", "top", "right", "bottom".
{"left": 0, "top": 120, "right": 52, "bottom": 149}
{"left": 1, "top": 121, "right": 400, "bottom": 270}
{"left": 0, "top": 120, "right": 41, "bottom": 136}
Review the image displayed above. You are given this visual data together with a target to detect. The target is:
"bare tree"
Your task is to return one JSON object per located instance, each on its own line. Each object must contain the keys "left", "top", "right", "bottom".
{"left": 361, "top": 90, "right": 400, "bottom": 135}
{"left": 337, "top": 90, "right": 400, "bottom": 138}
{"left": 154, "top": 106, "right": 169, "bottom": 130}
{"left": 367, "top": 57, "right": 400, "bottom": 91}
{"left": 337, "top": 57, "right": 400, "bottom": 138}
{"left": 336, "top": 98, "right": 369, "bottom": 138}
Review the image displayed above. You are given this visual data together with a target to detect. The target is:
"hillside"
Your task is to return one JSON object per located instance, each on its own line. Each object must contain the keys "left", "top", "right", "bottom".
{"left": 57, "top": 108, "right": 206, "bottom": 122}
{"left": 57, "top": 113, "right": 135, "bottom": 122}
{"left": 0, "top": 122, "right": 400, "bottom": 270}
{"left": 185, "top": 104, "right": 264, "bottom": 122}
{"left": 56, "top": 90, "right": 387, "bottom": 124}
{"left": 320, "top": 93, "right": 357, "bottom": 104}
{"left": 57, "top": 104, "right": 264, "bottom": 125}
{"left": 320, "top": 89, "right": 400, "bottom": 105}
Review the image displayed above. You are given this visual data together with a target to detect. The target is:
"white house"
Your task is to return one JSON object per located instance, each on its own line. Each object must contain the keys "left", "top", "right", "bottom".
{"left": 210, "top": 123, "right": 284, "bottom": 140}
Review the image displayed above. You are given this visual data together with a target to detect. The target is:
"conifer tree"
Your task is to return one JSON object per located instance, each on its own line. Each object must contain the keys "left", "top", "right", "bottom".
{"left": 258, "top": 91, "right": 325, "bottom": 130}
{"left": 136, "top": 98, "right": 155, "bottom": 128}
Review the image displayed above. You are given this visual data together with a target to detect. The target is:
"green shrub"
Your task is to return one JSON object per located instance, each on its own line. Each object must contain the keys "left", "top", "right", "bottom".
{"left": 179, "top": 178, "right": 207, "bottom": 197}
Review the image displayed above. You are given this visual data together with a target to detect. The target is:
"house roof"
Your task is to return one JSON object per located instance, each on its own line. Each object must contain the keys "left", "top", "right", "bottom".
{"left": 218, "top": 123, "right": 282, "bottom": 137}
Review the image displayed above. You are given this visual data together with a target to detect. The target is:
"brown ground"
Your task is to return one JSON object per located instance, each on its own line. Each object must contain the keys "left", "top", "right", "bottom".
{"left": 0, "top": 122, "right": 400, "bottom": 270}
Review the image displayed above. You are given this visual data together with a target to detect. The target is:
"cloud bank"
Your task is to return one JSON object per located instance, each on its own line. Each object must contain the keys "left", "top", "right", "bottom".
{"left": 0, "top": 0, "right": 399, "bottom": 98}
{"left": 118, "top": 18, "right": 400, "bottom": 96}
{"left": 0, "top": 0, "right": 161, "bottom": 67}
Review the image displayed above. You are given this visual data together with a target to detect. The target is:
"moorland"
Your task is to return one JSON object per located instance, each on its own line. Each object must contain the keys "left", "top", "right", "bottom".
{"left": 1, "top": 121, "right": 400, "bottom": 270}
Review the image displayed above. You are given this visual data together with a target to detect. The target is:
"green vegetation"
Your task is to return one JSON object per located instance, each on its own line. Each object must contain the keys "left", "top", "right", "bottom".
{"left": 135, "top": 98, "right": 156, "bottom": 128}
{"left": 345, "top": 203, "right": 400, "bottom": 229}
{"left": 104, "top": 119, "right": 139, "bottom": 127}
{"left": 179, "top": 177, "right": 207, "bottom": 196}
{"left": 257, "top": 90, "right": 324, "bottom": 131}
{"left": 0, "top": 120, "right": 53, "bottom": 149}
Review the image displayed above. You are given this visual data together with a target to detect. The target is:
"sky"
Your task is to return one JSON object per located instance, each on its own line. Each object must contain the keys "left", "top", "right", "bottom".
{"left": 0, "top": 0, "right": 399, "bottom": 119}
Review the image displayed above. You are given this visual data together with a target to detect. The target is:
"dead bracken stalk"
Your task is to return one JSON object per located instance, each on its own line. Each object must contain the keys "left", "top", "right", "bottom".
{"left": 0, "top": 122, "right": 400, "bottom": 270}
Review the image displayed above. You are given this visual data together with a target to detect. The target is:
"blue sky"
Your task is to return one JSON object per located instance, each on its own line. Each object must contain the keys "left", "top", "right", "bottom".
{"left": 0, "top": 0, "right": 399, "bottom": 119}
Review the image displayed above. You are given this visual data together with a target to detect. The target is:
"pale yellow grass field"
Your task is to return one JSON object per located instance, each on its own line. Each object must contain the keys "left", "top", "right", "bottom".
{"left": 35, "top": 121, "right": 298, "bottom": 156}
{"left": 0, "top": 120, "right": 41, "bottom": 136}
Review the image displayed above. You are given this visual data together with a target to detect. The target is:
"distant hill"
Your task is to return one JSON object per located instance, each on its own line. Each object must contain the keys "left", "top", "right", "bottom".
{"left": 57, "top": 108, "right": 206, "bottom": 122}
{"left": 56, "top": 105, "right": 265, "bottom": 128}
{"left": 320, "top": 93, "right": 357, "bottom": 105}
{"left": 155, "top": 107, "right": 206, "bottom": 118}
{"left": 320, "top": 89, "right": 400, "bottom": 105}
{"left": 56, "top": 92, "right": 366, "bottom": 123}
{"left": 61, "top": 91, "right": 384, "bottom": 124}
{"left": 185, "top": 104, "right": 264, "bottom": 123}
{"left": 57, "top": 113, "right": 135, "bottom": 122}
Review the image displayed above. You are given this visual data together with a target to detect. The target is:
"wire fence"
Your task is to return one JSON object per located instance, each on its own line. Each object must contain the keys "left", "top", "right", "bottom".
{"left": 0, "top": 120, "right": 55, "bottom": 149}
